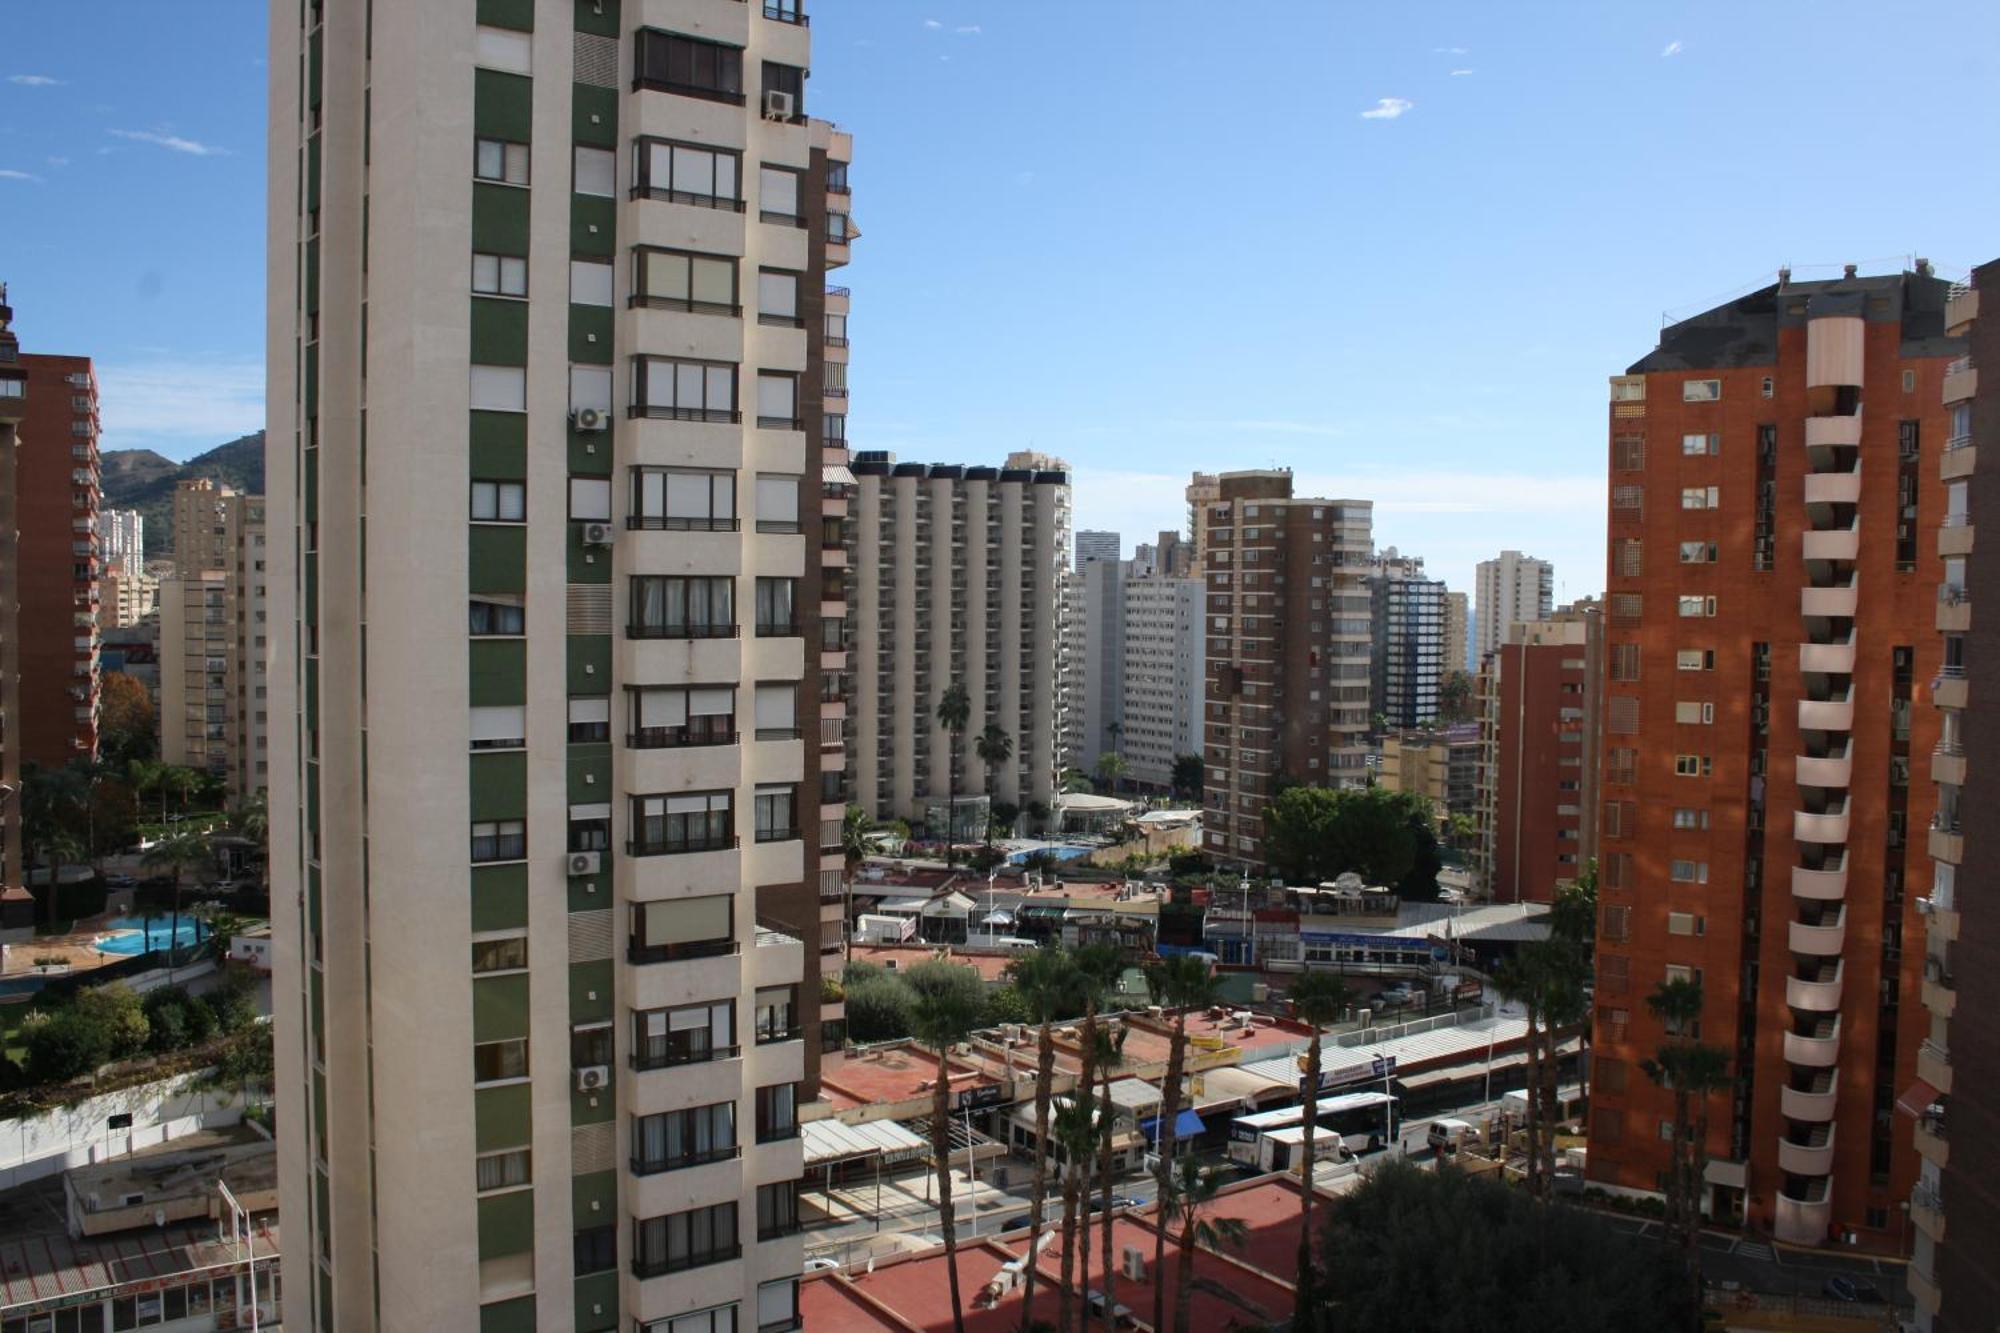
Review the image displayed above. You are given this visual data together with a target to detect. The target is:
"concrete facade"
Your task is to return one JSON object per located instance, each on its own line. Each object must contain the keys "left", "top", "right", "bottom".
{"left": 1368, "top": 551, "right": 1447, "bottom": 730}
{"left": 1474, "top": 549, "right": 1552, "bottom": 667}
{"left": 99, "top": 507, "right": 144, "bottom": 569}
{"left": 1444, "top": 589, "right": 1470, "bottom": 674}
{"left": 1119, "top": 572, "right": 1205, "bottom": 791}
{"left": 159, "top": 482, "right": 266, "bottom": 796}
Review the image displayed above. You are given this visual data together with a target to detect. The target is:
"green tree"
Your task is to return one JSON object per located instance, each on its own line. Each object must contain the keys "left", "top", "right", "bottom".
{"left": 981, "top": 984, "right": 1031, "bottom": 1027}
{"left": 74, "top": 982, "right": 150, "bottom": 1061}
{"left": 1163, "top": 1155, "right": 1249, "bottom": 1333}
{"left": 973, "top": 724, "right": 1013, "bottom": 851}
{"left": 204, "top": 972, "right": 262, "bottom": 1036}
{"left": 1051, "top": 1088, "right": 1100, "bottom": 1333}
{"left": 1092, "top": 1022, "right": 1127, "bottom": 1330}
{"left": 142, "top": 830, "right": 213, "bottom": 976}
{"left": 1170, "top": 753, "right": 1204, "bottom": 802}
{"left": 1066, "top": 945, "right": 1121, "bottom": 1333}
{"left": 1397, "top": 799, "right": 1445, "bottom": 902}
{"left": 841, "top": 804, "right": 873, "bottom": 872}
{"left": 990, "top": 800, "right": 1020, "bottom": 841}
{"left": 1642, "top": 978, "right": 1731, "bottom": 1325}
{"left": 1093, "top": 751, "right": 1127, "bottom": 794}
{"left": 36, "top": 827, "right": 87, "bottom": 927}
{"left": 935, "top": 683, "right": 971, "bottom": 866}
{"left": 1263, "top": 785, "right": 1442, "bottom": 889}
{"left": 1142, "top": 954, "right": 1222, "bottom": 1333}
{"left": 1025, "top": 799, "right": 1050, "bottom": 836}
{"left": 1437, "top": 669, "right": 1475, "bottom": 724}
{"left": 23, "top": 1009, "right": 110, "bottom": 1083}
{"left": 142, "top": 985, "right": 197, "bottom": 1053}
{"left": 843, "top": 970, "right": 915, "bottom": 1043}
{"left": 905, "top": 962, "right": 985, "bottom": 1333}
{"left": 1004, "top": 945, "right": 1089, "bottom": 1333}
{"left": 1286, "top": 969, "right": 1352, "bottom": 1315}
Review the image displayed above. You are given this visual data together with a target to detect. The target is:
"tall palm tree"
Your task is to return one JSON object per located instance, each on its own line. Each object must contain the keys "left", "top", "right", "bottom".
{"left": 973, "top": 724, "right": 1012, "bottom": 850}
{"left": 126, "top": 758, "right": 169, "bottom": 826}
{"left": 1497, "top": 938, "right": 1590, "bottom": 1197}
{"left": 1286, "top": 970, "right": 1352, "bottom": 1316}
{"left": 1163, "top": 1154, "right": 1249, "bottom": 1333}
{"left": 1064, "top": 945, "right": 1120, "bottom": 1331}
{"left": 1005, "top": 945, "right": 1087, "bottom": 1333}
{"left": 1093, "top": 751, "right": 1127, "bottom": 794}
{"left": 1052, "top": 1091, "right": 1100, "bottom": 1333}
{"left": 1093, "top": 1023, "right": 1128, "bottom": 1330}
{"left": 904, "top": 961, "right": 984, "bottom": 1333}
{"left": 1141, "top": 954, "right": 1222, "bottom": 1333}
{"left": 166, "top": 765, "right": 204, "bottom": 817}
{"left": 840, "top": 803, "right": 873, "bottom": 872}
{"left": 935, "top": 683, "right": 971, "bottom": 866}
{"left": 39, "top": 828, "right": 86, "bottom": 928}
{"left": 142, "top": 830, "right": 212, "bottom": 977}
{"left": 1642, "top": 977, "right": 1731, "bottom": 1325}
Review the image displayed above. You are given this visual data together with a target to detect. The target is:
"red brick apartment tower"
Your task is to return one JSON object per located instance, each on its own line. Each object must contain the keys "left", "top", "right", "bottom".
{"left": 0, "top": 289, "right": 26, "bottom": 922}
{"left": 13, "top": 350, "right": 101, "bottom": 766}
{"left": 1481, "top": 608, "right": 1601, "bottom": 904}
{"left": 1590, "top": 266, "right": 1961, "bottom": 1251}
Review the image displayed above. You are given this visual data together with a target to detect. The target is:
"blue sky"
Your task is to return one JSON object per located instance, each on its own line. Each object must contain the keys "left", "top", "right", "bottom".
{"left": 4, "top": 1, "right": 1999, "bottom": 597}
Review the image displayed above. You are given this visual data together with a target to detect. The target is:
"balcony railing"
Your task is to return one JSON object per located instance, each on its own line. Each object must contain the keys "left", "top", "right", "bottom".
{"left": 631, "top": 1145, "right": 741, "bottom": 1176}
{"left": 627, "top": 834, "right": 740, "bottom": 858}
{"left": 629, "top": 724, "right": 738, "bottom": 750}
{"left": 630, "top": 1034, "right": 742, "bottom": 1070}
{"left": 632, "top": 1244, "right": 742, "bottom": 1279}
{"left": 626, "top": 515, "right": 740, "bottom": 532}
{"left": 627, "top": 621, "right": 741, "bottom": 640}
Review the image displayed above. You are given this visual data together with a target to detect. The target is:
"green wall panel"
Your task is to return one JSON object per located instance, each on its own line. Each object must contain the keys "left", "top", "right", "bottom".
{"left": 473, "top": 183, "right": 531, "bottom": 255}
{"left": 569, "top": 430, "right": 614, "bottom": 477}
{"left": 308, "top": 28, "right": 323, "bottom": 107}
{"left": 572, "top": 1170, "right": 617, "bottom": 1223}
{"left": 472, "top": 863, "right": 529, "bottom": 932}
{"left": 479, "top": 0, "right": 535, "bottom": 30}
{"left": 567, "top": 744, "right": 611, "bottom": 802}
{"left": 568, "top": 304, "right": 613, "bottom": 366}
{"left": 471, "top": 410, "right": 528, "bottom": 478}
{"left": 570, "top": 195, "right": 615, "bottom": 258}
{"left": 473, "top": 973, "right": 531, "bottom": 1044}
{"left": 469, "top": 639, "right": 527, "bottom": 707}
{"left": 305, "top": 239, "right": 320, "bottom": 315}
{"left": 570, "top": 1083, "right": 616, "bottom": 1125}
{"left": 567, "top": 525, "right": 612, "bottom": 584}
{"left": 567, "top": 635, "right": 610, "bottom": 694}
{"left": 480, "top": 1297, "right": 537, "bottom": 1333}
{"left": 474, "top": 69, "right": 534, "bottom": 144}
{"left": 475, "top": 1082, "right": 534, "bottom": 1152}
{"left": 469, "top": 523, "right": 527, "bottom": 594}
{"left": 471, "top": 296, "right": 529, "bottom": 367}
{"left": 477, "top": 1190, "right": 536, "bottom": 1260}
{"left": 573, "top": 1272, "right": 619, "bottom": 1333}
{"left": 574, "top": 0, "right": 619, "bottom": 37}
{"left": 569, "top": 960, "right": 613, "bottom": 1025}
{"left": 307, "top": 134, "right": 322, "bottom": 213}
{"left": 572, "top": 85, "right": 617, "bottom": 148}
{"left": 469, "top": 750, "right": 528, "bottom": 822}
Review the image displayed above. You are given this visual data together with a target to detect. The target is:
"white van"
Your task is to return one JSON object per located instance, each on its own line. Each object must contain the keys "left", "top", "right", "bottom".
{"left": 1426, "top": 1118, "right": 1475, "bottom": 1155}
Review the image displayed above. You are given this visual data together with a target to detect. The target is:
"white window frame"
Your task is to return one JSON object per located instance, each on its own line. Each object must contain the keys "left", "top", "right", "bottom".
{"left": 1682, "top": 379, "right": 1721, "bottom": 402}
{"left": 474, "top": 25, "right": 533, "bottom": 74}
{"left": 570, "top": 258, "right": 616, "bottom": 307}
{"left": 573, "top": 145, "right": 617, "bottom": 198}
{"left": 475, "top": 137, "right": 529, "bottom": 186}
{"left": 472, "top": 252, "right": 528, "bottom": 298}
{"left": 470, "top": 364, "right": 527, "bottom": 413}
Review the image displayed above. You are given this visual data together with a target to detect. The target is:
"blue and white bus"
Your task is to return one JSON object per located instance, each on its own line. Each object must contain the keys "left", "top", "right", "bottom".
{"left": 1227, "top": 1090, "right": 1399, "bottom": 1168}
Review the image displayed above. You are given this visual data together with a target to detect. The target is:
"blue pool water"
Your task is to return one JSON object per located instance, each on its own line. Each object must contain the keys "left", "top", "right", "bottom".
{"left": 94, "top": 916, "right": 209, "bottom": 956}
{"left": 1008, "top": 844, "right": 1094, "bottom": 865}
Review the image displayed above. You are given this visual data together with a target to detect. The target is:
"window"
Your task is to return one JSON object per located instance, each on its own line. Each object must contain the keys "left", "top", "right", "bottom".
{"left": 757, "top": 1082, "right": 799, "bottom": 1142}
{"left": 624, "top": 892, "right": 736, "bottom": 956}
{"left": 475, "top": 24, "right": 533, "bottom": 72}
{"left": 1676, "top": 648, "right": 1715, "bottom": 671}
{"left": 825, "top": 312, "right": 848, "bottom": 346}
{"left": 470, "top": 704, "right": 527, "bottom": 750}
{"left": 754, "top": 786, "right": 798, "bottom": 843}
{"left": 571, "top": 258, "right": 615, "bottom": 307}
{"left": 1673, "top": 754, "right": 1711, "bottom": 777}
{"left": 632, "top": 469, "right": 736, "bottom": 530}
{"left": 1667, "top": 912, "right": 1705, "bottom": 936}
{"left": 635, "top": 29, "right": 745, "bottom": 102}
{"left": 1682, "top": 379, "right": 1721, "bottom": 402}
{"left": 756, "top": 373, "right": 800, "bottom": 429}
{"left": 472, "top": 935, "right": 528, "bottom": 973}
{"left": 823, "top": 360, "right": 847, "bottom": 396}
{"left": 1601, "top": 903, "right": 1630, "bottom": 942}
{"left": 629, "top": 575, "right": 736, "bottom": 638}
{"left": 755, "top": 985, "right": 798, "bottom": 1042}
{"left": 753, "top": 682, "right": 797, "bottom": 740}
{"left": 470, "top": 599, "right": 525, "bottom": 636}
{"left": 471, "top": 253, "right": 527, "bottom": 297}
{"left": 1609, "top": 643, "right": 1640, "bottom": 682}
{"left": 1674, "top": 700, "right": 1715, "bottom": 725}
{"left": 1608, "top": 592, "right": 1642, "bottom": 626}
{"left": 475, "top": 137, "right": 529, "bottom": 185}
{"left": 1678, "top": 540, "right": 1717, "bottom": 564}
{"left": 634, "top": 138, "right": 742, "bottom": 209}
{"left": 757, "top": 1180, "right": 801, "bottom": 1240}
{"left": 1681, "top": 432, "right": 1720, "bottom": 455}
{"left": 476, "top": 1147, "right": 531, "bottom": 1192}
{"left": 633, "top": 1102, "right": 737, "bottom": 1174}
{"left": 765, "top": 0, "right": 806, "bottom": 22}
{"left": 575, "top": 1223, "right": 618, "bottom": 1277}
{"left": 471, "top": 480, "right": 526, "bottom": 522}
{"left": 570, "top": 477, "right": 612, "bottom": 522}
{"left": 1602, "top": 801, "right": 1627, "bottom": 839}
{"left": 632, "top": 997, "right": 736, "bottom": 1065}
{"left": 573, "top": 144, "right": 616, "bottom": 198}
{"left": 1761, "top": 375, "right": 1774, "bottom": 398}
{"left": 470, "top": 364, "right": 526, "bottom": 412}
{"left": 634, "top": 1201, "right": 740, "bottom": 1277}
{"left": 1680, "top": 486, "right": 1719, "bottom": 509}
{"left": 1611, "top": 483, "right": 1644, "bottom": 511}
{"left": 630, "top": 793, "right": 735, "bottom": 856}
{"left": 471, "top": 819, "right": 526, "bottom": 862}
{"left": 1669, "top": 860, "right": 1708, "bottom": 884}
{"left": 755, "top": 578, "right": 797, "bottom": 635}
{"left": 759, "top": 1278, "right": 801, "bottom": 1333}
{"left": 757, "top": 269, "right": 801, "bottom": 325}
{"left": 1606, "top": 696, "right": 1639, "bottom": 734}
{"left": 634, "top": 247, "right": 737, "bottom": 314}
{"left": 1614, "top": 538, "right": 1642, "bottom": 577}
{"left": 827, "top": 212, "right": 852, "bottom": 243}
{"left": 757, "top": 164, "right": 802, "bottom": 223}
{"left": 571, "top": 364, "right": 613, "bottom": 415}
{"left": 631, "top": 685, "right": 736, "bottom": 748}
{"left": 762, "top": 61, "right": 805, "bottom": 118}
{"left": 1612, "top": 435, "right": 1645, "bottom": 471}
{"left": 1671, "top": 808, "right": 1709, "bottom": 830}
{"left": 1677, "top": 595, "right": 1716, "bottom": 617}
{"left": 568, "top": 696, "right": 611, "bottom": 743}
{"left": 633, "top": 356, "right": 737, "bottom": 422}
{"left": 473, "top": 1037, "right": 528, "bottom": 1084}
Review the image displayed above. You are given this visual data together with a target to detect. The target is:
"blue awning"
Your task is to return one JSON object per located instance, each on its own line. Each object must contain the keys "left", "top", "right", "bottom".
{"left": 1139, "top": 1108, "right": 1207, "bottom": 1143}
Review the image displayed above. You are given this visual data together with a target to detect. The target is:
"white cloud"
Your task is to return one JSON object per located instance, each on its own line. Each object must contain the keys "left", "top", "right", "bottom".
{"left": 96, "top": 357, "right": 265, "bottom": 449}
{"left": 1360, "top": 97, "right": 1413, "bottom": 120}
{"left": 955, "top": 24, "right": 982, "bottom": 34}
{"left": 108, "top": 128, "right": 228, "bottom": 156}
{"left": 1450, "top": 68, "right": 1474, "bottom": 76}
{"left": 8, "top": 74, "right": 63, "bottom": 87}
{"left": 922, "top": 18, "right": 942, "bottom": 28}
{"left": 1661, "top": 40, "right": 1684, "bottom": 57}
{"left": 0, "top": 169, "right": 41, "bottom": 182}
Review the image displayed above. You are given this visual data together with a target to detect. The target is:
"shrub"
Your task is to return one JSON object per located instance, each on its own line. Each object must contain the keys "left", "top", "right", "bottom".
{"left": 73, "top": 983, "right": 149, "bottom": 1061}
{"left": 844, "top": 972, "right": 915, "bottom": 1043}
{"left": 204, "top": 974, "right": 259, "bottom": 1035}
{"left": 24, "top": 1010, "right": 110, "bottom": 1083}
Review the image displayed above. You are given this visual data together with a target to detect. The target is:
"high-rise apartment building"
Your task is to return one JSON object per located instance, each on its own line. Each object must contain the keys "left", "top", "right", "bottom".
{"left": 1185, "top": 471, "right": 1219, "bottom": 569}
{"left": 0, "top": 288, "right": 26, "bottom": 930}
{"left": 849, "top": 451, "right": 1070, "bottom": 826}
{"left": 1901, "top": 264, "right": 1996, "bottom": 1331}
{"left": 1474, "top": 549, "right": 1553, "bottom": 666}
{"left": 99, "top": 507, "right": 144, "bottom": 569}
{"left": 1589, "top": 265, "right": 1961, "bottom": 1250}
{"left": 1445, "top": 589, "right": 1470, "bottom": 673}
{"left": 1475, "top": 607, "right": 1601, "bottom": 903}
{"left": 159, "top": 481, "right": 268, "bottom": 794}
{"left": 1118, "top": 566, "right": 1204, "bottom": 791}
{"left": 98, "top": 560, "right": 160, "bottom": 631}
{"left": 1200, "top": 470, "right": 1373, "bottom": 866}
{"left": 1368, "top": 550, "right": 1447, "bottom": 731}
{"left": 1069, "top": 536, "right": 1123, "bottom": 775}
{"left": 1074, "top": 529, "right": 1119, "bottom": 568}
{"left": 1379, "top": 724, "right": 1480, "bottom": 814}
{"left": 270, "top": 4, "right": 848, "bottom": 1328}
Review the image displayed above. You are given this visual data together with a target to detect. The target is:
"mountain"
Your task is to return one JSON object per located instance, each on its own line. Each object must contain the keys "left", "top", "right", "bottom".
{"left": 99, "top": 432, "right": 266, "bottom": 559}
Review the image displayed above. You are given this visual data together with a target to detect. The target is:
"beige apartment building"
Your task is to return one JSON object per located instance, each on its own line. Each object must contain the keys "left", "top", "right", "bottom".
{"left": 269, "top": 2, "right": 852, "bottom": 1329}
{"left": 98, "top": 559, "right": 159, "bottom": 631}
{"left": 158, "top": 480, "right": 267, "bottom": 795}
{"left": 847, "top": 450, "right": 1070, "bottom": 829}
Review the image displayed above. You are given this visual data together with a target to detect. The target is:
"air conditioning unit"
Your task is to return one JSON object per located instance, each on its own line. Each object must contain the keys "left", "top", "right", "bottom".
{"left": 572, "top": 407, "right": 608, "bottom": 433}
{"left": 574, "top": 1065, "right": 610, "bottom": 1092}
{"left": 582, "top": 522, "right": 616, "bottom": 547}
{"left": 1121, "top": 1246, "right": 1146, "bottom": 1281}
{"left": 567, "top": 850, "right": 602, "bottom": 877}
{"left": 763, "top": 89, "right": 795, "bottom": 121}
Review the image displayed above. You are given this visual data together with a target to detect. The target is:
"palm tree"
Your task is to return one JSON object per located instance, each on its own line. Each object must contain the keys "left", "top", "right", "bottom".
{"left": 1286, "top": 970, "right": 1352, "bottom": 1315}
{"left": 1005, "top": 945, "right": 1087, "bottom": 1333}
{"left": 1642, "top": 977, "right": 1731, "bottom": 1324}
{"left": 142, "top": 830, "right": 212, "bottom": 977}
{"left": 973, "top": 724, "right": 1012, "bottom": 851}
{"left": 126, "top": 758, "right": 169, "bottom": 826}
{"left": 38, "top": 827, "right": 86, "bottom": 928}
{"left": 935, "top": 683, "right": 971, "bottom": 866}
{"left": 1160, "top": 1154, "right": 1248, "bottom": 1333}
{"left": 1141, "top": 954, "right": 1222, "bottom": 1333}
{"left": 1063, "top": 945, "right": 1119, "bottom": 1332}
{"left": 1052, "top": 1090, "right": 1100, "bottom": 1333}
{"left": 840, "top": 803, "right": 873, "bottom": 871}
{"left": 1093, "top": 751, "right": 1127, "bottom": 794}
{"left": 1093, "top": 1023, "right": 1128, "bottom": 1329}
{"left": 165, "top": 765, "right": 204, "bottom": 817}
{"left": 904, "top": 961, "right": 984, "bottom": 1333}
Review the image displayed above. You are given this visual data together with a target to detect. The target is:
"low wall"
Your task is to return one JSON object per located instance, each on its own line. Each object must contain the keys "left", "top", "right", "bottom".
{"left": 0, "top": 1070, "right": 243, "bottom": 1191}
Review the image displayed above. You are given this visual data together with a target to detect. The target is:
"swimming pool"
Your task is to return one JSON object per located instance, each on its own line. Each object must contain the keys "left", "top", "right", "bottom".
{"left": 94, "top": 916, "right": 210, "bottom": 956}
{"left": 1008, "top": 844, "right": 1095, "bottom": 865}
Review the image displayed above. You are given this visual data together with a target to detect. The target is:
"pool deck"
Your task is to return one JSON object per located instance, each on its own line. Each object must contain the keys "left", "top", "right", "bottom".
{"left": 0, "top": 915, "right": 200, "bottom": 979}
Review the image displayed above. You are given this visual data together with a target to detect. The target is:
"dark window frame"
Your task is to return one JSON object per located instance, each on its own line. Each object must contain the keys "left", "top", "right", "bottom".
{"left": 631, "top": 135, "right": 745, "bottom": 211}
{"left": 635, "top": 29, "right": 745, "bottom": 104}
{"left": 631, "top": 245, "right": 740, "bottom": 316}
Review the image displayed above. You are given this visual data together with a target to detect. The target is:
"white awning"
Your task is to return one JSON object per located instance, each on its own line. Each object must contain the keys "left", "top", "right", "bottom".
{"left": 803, "top": 1117, "right": 928, "bottom": 1167}
{"left": 823, "top": 464, "right": 857, "bottom": 487}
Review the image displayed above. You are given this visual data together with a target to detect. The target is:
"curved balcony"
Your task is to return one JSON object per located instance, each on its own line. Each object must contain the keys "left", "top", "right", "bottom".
{"left": 1793, "top": 807, "right": 1850, "bottom": 844}
{"left": 1779, "top": 1125, "right": 1836, "bottom": 1177}
{"left": 1801, "top": 525, "right": 1861, "bottom": 561}
{"left": 1804, "top": 414, "right": 1864, "bottom": 448}
{"left": 1795, "top": 749, "right": 1852, "bottom": 789}
{"left": 1804, "top": 471, "right": 1864, "bottom": 506}
{"left": 1775, "top": 1184, "right": 1833, "bottom": 1246}
{"left": 1781, "top": 1072, "right": 1838, "bottom": 1123}
{"left": 1797, "top": 698, "right": 1855, "bottom": 732}
{"left": 1806, "top": 315, "right": 1865, "bottom": 388}
{"left": 1790, "top": 862, "right": 1848, "bottom": 901}
{"left": 1788, "top": 910, "right": 1846, "bottom": 956}
{"left": 1799, "top": 639, "right": 1857, "bottom": 674}
{"left": 1786, "top": 962, "right": 1844, "bottom": 1012}
{"left": 1784, "top": 1017, "right": 1841, "bottom": 1068}
{"left": 1800, "top": 583, "right": 1859, "bottom": 618}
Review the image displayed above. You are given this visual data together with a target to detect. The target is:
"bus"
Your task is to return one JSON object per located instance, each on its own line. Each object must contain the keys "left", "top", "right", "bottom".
{"left": 1227, "top": 1091, "right": 1399, "bottom": 1167}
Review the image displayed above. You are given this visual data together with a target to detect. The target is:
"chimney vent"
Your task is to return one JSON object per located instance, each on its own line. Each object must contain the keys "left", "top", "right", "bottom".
{"left": 1843, "top": 264, "right": 1859, "bottom": 279}
{"left": 1777, "top": 267, "right": 1791, "bottom": 287}
{"left": 1916, "top": 257, "right": 1934, "bottom": 276}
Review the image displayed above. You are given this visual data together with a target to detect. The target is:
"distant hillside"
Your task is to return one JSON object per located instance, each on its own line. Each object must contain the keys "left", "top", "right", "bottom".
{"left": 100, "top": 432, "right": 265, "bottom": 558}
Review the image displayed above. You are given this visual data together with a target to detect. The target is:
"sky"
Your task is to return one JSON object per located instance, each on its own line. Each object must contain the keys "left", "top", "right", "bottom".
{"left": 5, "top": 0, "right": 2000, "bottom": 598}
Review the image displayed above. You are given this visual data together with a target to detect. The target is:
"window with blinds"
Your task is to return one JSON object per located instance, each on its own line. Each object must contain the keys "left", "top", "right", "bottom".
{"left": 634, "top": 247, "right": 738, "bottom": 315}
{"left": 631, "top": 996, "right": 736, "bottom": 1065}
{"left": 631, "top": 469, "right": 736, "bottom": 531}
{"left": 629, "top": 792, "right": 734, "bottom": 855}
{"left": 632, "top": 1102, "right": 737, "bottom": 1174}
{"left": 753, "top": 683, "right": 797, "bottom": 740}
{"left": 755, "top": 474, "right": 800, "bottom": 532}
{"left": 629, "top": 685, "right": 736, "bottom": 748}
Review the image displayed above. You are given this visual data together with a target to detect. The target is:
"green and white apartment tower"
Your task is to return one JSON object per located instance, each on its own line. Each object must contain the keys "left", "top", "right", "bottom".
{"left": 268, "top": 1, "right": 856, "bottom": 1329}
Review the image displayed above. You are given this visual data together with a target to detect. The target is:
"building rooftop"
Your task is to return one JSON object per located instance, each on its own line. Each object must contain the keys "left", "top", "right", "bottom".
{"left": 820, "top": 1043, "right": 999, "bottom": 1112}
{"left": 848, "top": 943, "right": 1016, "bottom": 984}
{"left": 1630, "top": 266, "right": 1962, "bottom": 374}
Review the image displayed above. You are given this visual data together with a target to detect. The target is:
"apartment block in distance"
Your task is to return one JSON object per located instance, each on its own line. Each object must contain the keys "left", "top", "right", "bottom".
{"left": 1201, "top": 470, "right": 1373, "bottom": 867}
{"left": 1900, "top": 263, "right": 1998, "bottom": 1331}
{"left": 269, "top": 2, "right": 848, "bottom": 1328}
{"left": 1474, "top": 548, "right": 1552, "bottom": 666}
{"left": 1475, "top": 605, "right": 1601, "bottom": 903}
{"left": 849, "top": 451, "right": 1070, "bottom": 827}
{"left": 1369, "top": 548, "right": 1447, "bottom": 730}
{"left": 1444, "top": 588, "right": 1470, "bottom": 674}
{"left": 1119, "top": 565, "right": 1205, "bottom": 790}
{"left": 1067, "top": 530, "right": 1123, "bottom": 775}
{"left": 1589, "top": 264, "right": 1961, "bottom": 1251}
{"left": 159, "top": 480, "right": 269, "bottom": 796}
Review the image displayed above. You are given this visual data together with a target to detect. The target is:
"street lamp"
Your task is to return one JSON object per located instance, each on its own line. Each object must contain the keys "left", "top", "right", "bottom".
{"left": 217, "top": 1180, "right": 261, "bottom": 1333}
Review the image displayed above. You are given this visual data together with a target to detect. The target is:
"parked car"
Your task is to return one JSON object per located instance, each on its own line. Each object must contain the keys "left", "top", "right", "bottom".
{"left": 1821, "top": 1277, "right": 1882, "bottom": 1304}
